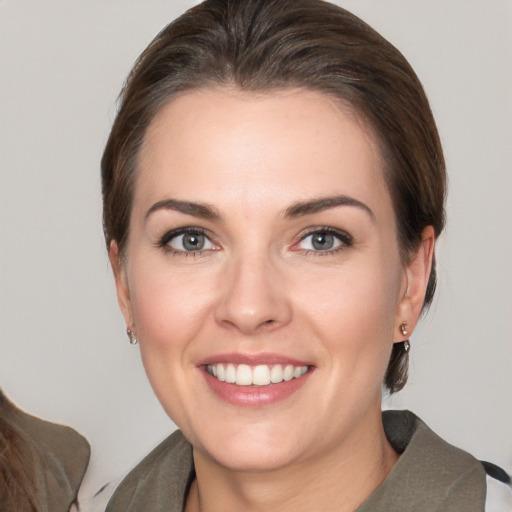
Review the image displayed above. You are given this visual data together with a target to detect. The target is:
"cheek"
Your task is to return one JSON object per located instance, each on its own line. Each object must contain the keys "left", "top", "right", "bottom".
{"left": 129, "top": 263, "right": 215, "bottom": 351}
{"left": 298, "top": 261, "right": 400, "bottom": 332}
{"left": 295, "top": 258, "right": 401, "bottom": 378}
{"left": 126, "top": 263, "right": 218, "bottom": 424}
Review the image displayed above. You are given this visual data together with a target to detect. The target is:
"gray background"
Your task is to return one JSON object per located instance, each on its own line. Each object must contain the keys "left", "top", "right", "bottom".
{"left": 1, "top": 0, "right": 511, "bottom": 502}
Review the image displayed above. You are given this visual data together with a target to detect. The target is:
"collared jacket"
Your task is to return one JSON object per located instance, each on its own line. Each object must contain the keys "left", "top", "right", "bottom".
{"left": 0, "top": 392, "right": 90, "bottom": 512}
{"left": 105, "top": 410, "right": 509, "bottom": 512}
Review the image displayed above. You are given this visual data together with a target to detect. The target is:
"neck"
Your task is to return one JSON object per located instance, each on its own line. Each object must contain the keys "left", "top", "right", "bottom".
{"left": 185, "top": 408, "right": 398, "bottom": 512}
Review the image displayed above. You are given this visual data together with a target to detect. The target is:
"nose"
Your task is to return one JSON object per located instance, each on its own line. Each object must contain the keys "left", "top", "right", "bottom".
{"left": 214, "top": 254, "right": 292, "bottom": 335}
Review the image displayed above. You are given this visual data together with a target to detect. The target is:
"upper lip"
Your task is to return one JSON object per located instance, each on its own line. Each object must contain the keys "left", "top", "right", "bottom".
{"left": 196, "top": 352, "right": 312, "bottom": 367}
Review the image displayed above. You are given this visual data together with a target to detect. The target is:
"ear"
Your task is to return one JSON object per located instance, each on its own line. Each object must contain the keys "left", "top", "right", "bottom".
{"left": 394, "top": 226, "right": 436, "bottom": 342}
{"left": 109, "top": 241, "right": 135, "bottom": 330}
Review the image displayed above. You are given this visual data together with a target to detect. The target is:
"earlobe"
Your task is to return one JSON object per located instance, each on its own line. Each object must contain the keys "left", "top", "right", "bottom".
{"left": 109, "top": 241, "right": 135, "bottom": 329}
{"left": 394, "top": 226, "right": 436, "bottom": 342}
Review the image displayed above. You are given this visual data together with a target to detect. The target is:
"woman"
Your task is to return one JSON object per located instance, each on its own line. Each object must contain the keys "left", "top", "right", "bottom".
{"left": 0, "top": 390, "right": 90, "bottom": 512}
{"left": 100, "top": 0, "right": 510, "bottom": 510}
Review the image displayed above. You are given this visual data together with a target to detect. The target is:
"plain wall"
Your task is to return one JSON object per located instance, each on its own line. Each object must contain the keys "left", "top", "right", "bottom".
{"left": 1, "top": 0, "right": 511, "bottom": 501}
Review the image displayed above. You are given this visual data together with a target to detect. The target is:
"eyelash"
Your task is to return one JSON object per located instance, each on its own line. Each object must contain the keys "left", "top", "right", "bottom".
{"left": 156, "top": 226, "right": 353, "bottom": 257}
{"left": 294, "top": 227, "right": 353, "bottom": 256}
{"left": 157, "top": 227, "right": 217, "bottom": 257}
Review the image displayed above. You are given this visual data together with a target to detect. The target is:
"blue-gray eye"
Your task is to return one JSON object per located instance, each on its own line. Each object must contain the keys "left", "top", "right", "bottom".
{"left": 182, "top": 233, "right": 205, "bottom": 250}
{"left": 298, "top": 230, "right": 349, "bottom": 251}
{"left": 165, "top": 231, "right": 215, "bottom": 252}
{"left": 312, "top": 232, "right": 335, "bottom": 250}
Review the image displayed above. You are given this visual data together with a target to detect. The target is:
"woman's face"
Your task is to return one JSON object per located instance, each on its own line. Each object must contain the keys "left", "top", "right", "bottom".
{"left": 113, "top": 88, "right": 430, "bottom": 472}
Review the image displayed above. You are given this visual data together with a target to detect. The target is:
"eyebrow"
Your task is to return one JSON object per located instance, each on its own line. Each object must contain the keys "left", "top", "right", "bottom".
{"left": 145, "top": 199, "right": 222, "bottom": 221}
{"left": 284, "top": 195, "right": 375, "bottom": 222}
{"left": 145, "top": 194, "right": 374, "bottom": 223}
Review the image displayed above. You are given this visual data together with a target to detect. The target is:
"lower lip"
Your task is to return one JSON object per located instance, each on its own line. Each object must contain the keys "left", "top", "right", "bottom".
{"left": 202, "top": 368, "right": 312, "bottom": 407}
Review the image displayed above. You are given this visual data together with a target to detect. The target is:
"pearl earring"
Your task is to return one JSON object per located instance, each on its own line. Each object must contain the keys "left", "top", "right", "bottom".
{"left": 399, "top": 322, "right": 410, "bottom": 352}
{"left": 126, "top": 328, "right": 138, "bottom": 345}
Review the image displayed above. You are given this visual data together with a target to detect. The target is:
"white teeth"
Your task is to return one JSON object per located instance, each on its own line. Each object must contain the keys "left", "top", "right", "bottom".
{"left": 253, "top": 365, "right": 271, "bottom": 386}
{"left": 283, "top": 365, "right": 294, "bottom": 381}
{"left": 236, "top": 364, "right": 253, "bottom": 386}
{"left": 293, "top": 366, "right": 308, "bottom": 378}
{"left": 206, "top": 363, "right": 309, "bottom": 386}
{"left": 225, "top": 363, "right": 236, "bottom": 383}
{"left": 216, "top": 363, "right": 226, "bottom": 382}
{"left": 270, "top": 364, "right": 284, "bottom": 383}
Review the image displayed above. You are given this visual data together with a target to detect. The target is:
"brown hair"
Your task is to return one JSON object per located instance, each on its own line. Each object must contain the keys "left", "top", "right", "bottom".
{"left": 0, "top": 391, "right": 40, "bottom": 512}
{"left": 102, "top": 0, "right": 446, "bottom": 392}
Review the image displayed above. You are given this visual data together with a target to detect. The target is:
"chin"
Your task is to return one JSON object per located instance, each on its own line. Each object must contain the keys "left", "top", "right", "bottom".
{"left": 203, "top": 441, "right": 302, "bottom": 473}
{"left": 189, "top": 422, "right": 307, "bottom": 472}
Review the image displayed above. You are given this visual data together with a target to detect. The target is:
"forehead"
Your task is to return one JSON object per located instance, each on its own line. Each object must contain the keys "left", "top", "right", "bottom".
{"left": 136, "top": 87, "right": 390, "bottom": 215}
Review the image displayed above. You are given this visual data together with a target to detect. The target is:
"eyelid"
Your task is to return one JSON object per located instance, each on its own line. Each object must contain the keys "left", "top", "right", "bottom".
{"left": 292, "top": 226, "right": 353, "bottom": 253}
{"left": 158, "top": 226, "right": 219, "bottom": 254}
{"left": 160, "top": 226, "right": 205, "bottom": 244}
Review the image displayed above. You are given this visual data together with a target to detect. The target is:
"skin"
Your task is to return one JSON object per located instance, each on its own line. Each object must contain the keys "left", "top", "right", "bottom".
{"left": 111, "top": 87, "right": 434, "bottom": 512}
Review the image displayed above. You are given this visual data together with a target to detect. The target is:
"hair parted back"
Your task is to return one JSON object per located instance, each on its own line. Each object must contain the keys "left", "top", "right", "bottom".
{"left": 102, "top": 0, "right": 446, "bottom": 393}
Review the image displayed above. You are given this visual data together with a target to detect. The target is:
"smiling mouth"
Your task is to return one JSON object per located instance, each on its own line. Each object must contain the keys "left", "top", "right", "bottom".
{"left": 205, "top": 363, "right": 310, "bottom": 386}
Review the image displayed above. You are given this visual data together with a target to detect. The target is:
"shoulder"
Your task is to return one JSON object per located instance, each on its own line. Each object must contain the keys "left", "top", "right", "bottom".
{"left": 1, "top": 392, "right": 90, "bottom": 512}
{"left": 383, "top": 409, "right": 485, "bottom": 481}
{"left": 105, "top": 429, "right": 194, "bottom": 512}
{"left": 357, "top": 410, "right": 511, "bottom": 512}
{"left": 13, "top": 404, "right": 90, "bottom": 478}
